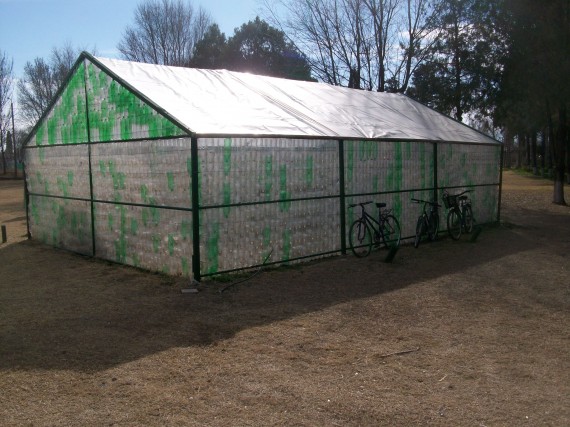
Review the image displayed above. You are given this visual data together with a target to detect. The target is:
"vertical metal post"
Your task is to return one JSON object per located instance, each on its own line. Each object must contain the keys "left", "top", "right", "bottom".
{"left": 87, "top": 143, "right": 96, "bottom": 256}
{"left": 190, "top": 136, "right": 201, "bottom": 281}
{"left": 497, "top": 144, "right": 504, "bottom": 222}
{"left": 338, "top": 139, "right": 347, "bottom": 255}
{"left": 83, "top": 60, "right": 96, "bottom": 256}
{"left": 11, "top": 101, "right": 17, "bottom": 177}
{"left": 433, "top": 142, "right": 439, "bottom": 201}
{"left": 23, "top": 165, "right": 31, "bottom": 239}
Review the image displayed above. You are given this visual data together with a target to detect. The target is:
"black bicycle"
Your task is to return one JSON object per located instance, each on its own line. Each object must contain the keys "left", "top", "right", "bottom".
{"left": 411, "top": 198, "right": 441, "bottom": 248}
{"left": 348, "top": 201, "right": 401, "bottom": 257}
{"left": 443, "top": 190, "right": 474, "bottom": 240}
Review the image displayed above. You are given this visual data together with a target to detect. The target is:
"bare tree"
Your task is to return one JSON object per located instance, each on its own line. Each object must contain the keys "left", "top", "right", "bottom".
{"left": 17, "top": 43, "right": 85, "bottom": 126}
{"left": 117, "top": 0, "right": 212, "bottom": 66}
{"left": 264, "top": 0, "right": 433, "bottom": 92}
{"left": 391, "top": 0, "right": 435, "bottom": 92}
{"left": 355, "top": 0, "right": 396, "bottom": 91}
{"left": 51, "top": 43, "right": 81, "bottom": 85}
{"left": 0, "top": 51, "right": 14, "bottom": 174}
{"left": 270, "top": 0, "right": 358, "bottom": 87}
{"left": 17, "top": 58, "right": 56, "bottom": 125}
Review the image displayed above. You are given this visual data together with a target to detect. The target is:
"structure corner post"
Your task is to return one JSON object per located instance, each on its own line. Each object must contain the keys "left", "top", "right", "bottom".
{"left": 433, "top": 142, "right": 439, "bottom": 201}
{"left": 339, "top": 139, "right": 347, "bottom": 255}
{"left": 190, "top": 136, "right": 201, "bottom": 281}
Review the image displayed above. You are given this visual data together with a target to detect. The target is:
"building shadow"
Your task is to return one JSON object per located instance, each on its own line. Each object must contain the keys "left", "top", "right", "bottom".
{"left": 1, "top": 209, "right": 566, "bottom": 373}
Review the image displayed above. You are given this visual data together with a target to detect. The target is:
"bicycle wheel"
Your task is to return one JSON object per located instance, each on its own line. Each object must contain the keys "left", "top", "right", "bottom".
{"left": 464, "top": 205, "right": 474, "bottom": 233}
{"left": 382, "top": 215, "right": 401, "bottom": 249}
{"left": 428, "top": 212, "right": 439, "bottom": 241}
{"left": 414, "top": 216, "right": 425, "bottom": 248}
{"left": 348, "top": 219, "right": 373, "bottom": 257}
{"left": 447, "top": 208, "right": 462, "bottom": 240}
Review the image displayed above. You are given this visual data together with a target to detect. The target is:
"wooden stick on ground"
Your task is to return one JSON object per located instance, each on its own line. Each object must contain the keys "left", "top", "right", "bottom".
{"left": 379, "top": 347, "right": 420, "bottom": 358}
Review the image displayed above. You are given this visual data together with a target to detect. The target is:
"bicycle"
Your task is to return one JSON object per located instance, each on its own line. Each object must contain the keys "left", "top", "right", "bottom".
{"left": 347, "top": 201, "right": 401, "bottom": 258}
{"left": 411, "top": 197, "right": 441, "bottom": 248}
{"left": 442, "top": 189, "right": 474, "bottom": 240}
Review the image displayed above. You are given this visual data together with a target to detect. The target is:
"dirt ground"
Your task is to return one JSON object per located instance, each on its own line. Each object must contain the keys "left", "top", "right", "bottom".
{"left": 0, "top": 171, "right": 568, "bottom": 426}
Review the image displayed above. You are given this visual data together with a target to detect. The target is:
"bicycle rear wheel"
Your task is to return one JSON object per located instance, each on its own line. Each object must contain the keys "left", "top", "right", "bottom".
{"left": 414, "top": 216, "right": 425, "bottom": 248}
{"left": 464, "top": 205, "right": 474, "bottom": 233}
{"left": 382, "top": 215, "right": 401, "bottom": 249}
{"left": 447, "top": 208, "right": 462, "bottom": 240}
{"left": 428, "top": 212, "right": 439, "bottom": 241}
{"left": 348, "top": 219, "right": 373, "bottom": 257}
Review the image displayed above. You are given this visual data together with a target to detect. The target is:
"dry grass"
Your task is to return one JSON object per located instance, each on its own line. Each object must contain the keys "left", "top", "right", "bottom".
{"left": 0, "top": 171, "right": 569, "bottom": 426}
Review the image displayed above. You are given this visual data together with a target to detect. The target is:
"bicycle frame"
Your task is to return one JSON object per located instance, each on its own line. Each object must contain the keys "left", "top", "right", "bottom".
{"left": 458, "top": 199, "right": 470, "bottom": 226}
{"left": 359, "top": 202, "right": 391, "bottom": 237}
{"left": 411, "top": 198, "right": 440, "bottom": 247}
{"left": 348, "top": 201, "right": 401, "bottom": 257}
{"left": 445, "top": 191, "right": 469, "bottom": 220}
{"left": 443, "top": 190, "right": 473, "bottom": 239}
{"left": 355, "top": 205, "right": 387, "bottom": 241}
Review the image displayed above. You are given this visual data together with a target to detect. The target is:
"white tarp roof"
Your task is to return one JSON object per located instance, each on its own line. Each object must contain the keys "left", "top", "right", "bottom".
{"left": 95, "top": 56, "right": 497, "bottom": 143}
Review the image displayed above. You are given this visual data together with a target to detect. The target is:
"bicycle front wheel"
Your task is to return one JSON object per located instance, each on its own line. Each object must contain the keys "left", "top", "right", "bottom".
{"left": 447, "top": 208, "right": 462, "bottom": 240}
{"left": 464, "top": 205, "right": 474, "bottom": 233}
{"left": 414, "top": 216, "right": 425, "bottom": 248}
{"left": 382, "top": 215, "right": 401, "bottom": 249}
{"left": 348, "top": 219, "right": 373, "bottom": 257}
{"left": 428, "top": 212, "right": 439, "bottom": 241}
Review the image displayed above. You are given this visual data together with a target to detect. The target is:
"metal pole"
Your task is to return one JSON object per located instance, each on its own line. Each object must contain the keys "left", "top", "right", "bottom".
{"left": 338, "top": 139, "right": 347, "bottom": 255}
{"left": 82, "top": 62, "right": 96, "bottom": 256}
{"left": 190, "top": 136, "right": 201, "bottom": 282}
{"left": 23, "top": 165, "right": 31, "bottom": 239}
{"left": 497, "top": 144, "right": 504, "bottom": 222}
{"left": 0, "top": 131, "right": 5, "bottom": 175}
{"left": 11, "top": 101, "right": 17, "bottom": 177}
{"left": 433, "top": 142, "right": 438, "bottom": 201}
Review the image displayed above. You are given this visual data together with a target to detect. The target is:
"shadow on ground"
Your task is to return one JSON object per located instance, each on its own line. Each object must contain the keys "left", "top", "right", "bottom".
{"left": 0, "top": 205, "right": 567, "bottom": 373}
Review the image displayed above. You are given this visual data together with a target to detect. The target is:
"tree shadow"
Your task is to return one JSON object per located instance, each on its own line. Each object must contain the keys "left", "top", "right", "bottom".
{"left": 0, "top": 209, "right": 567, "bottom": 373}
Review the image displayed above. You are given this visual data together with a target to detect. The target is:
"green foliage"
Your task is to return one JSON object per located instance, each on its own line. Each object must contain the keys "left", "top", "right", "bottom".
{"left": 495, "top": 0, "right": 569, "bottom": 202}
{"left": 227, "top": 17, "right": 313, "bottom": 81}
{"left": 191, "top": 18, "right": 314, "bottom": 82}
{"left": 191, "top": 24, "right": 228, "bottom": 69}
{"left": 495, "top": 0, "right": 570, "bottom": 131}
{"left": 407, "top": 0, "right": 505, "bottom": 122}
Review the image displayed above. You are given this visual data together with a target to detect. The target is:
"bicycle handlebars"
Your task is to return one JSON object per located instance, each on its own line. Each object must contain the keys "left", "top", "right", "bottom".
{"left": 444, "top": 189, "right": 471, "bottom": 197}
{"left": 411, "top": 198, "right": 441, "bottom": 207}
{"left": 348, "top": 201, "right": 373, "bottom": 208}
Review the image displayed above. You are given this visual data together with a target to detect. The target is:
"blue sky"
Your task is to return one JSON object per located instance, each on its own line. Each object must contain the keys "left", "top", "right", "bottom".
{"left": 1, "top": 0, "right": 262, "bottom": 78}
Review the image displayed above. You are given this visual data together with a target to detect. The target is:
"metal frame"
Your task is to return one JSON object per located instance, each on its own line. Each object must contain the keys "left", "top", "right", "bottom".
{"left": 23, "top": 137, "right": 501, "bottom": 281}
{"left": 22, "top": 52, "right": 503, "bottom": 281}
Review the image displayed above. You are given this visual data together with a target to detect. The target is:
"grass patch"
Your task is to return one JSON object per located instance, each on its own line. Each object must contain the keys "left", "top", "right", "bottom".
{"left": 505, "top": 166, "right": 555, "bottom": 181}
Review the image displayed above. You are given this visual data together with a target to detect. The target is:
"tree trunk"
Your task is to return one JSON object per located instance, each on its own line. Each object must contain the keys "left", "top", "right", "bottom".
{"left": 547, "top": 117, "right": 555, "bottom": 173}
{"left": 553, "top": 169, "right": 566, "bottom": 204}
{"left": 0, "top": 132, "right": 6, "bottom": 175}
{"left": 566, "top": 133, "right": 570, "bottom": 184}
{"left": 516, "top": 134, "right": 523, "bottom": 168}
{"left": 552, "top": 105, "right": 567, "bottom": 205}
{"left": 525, "top": 134, "right": 531, "bottom": 169}
{"left": 531, "top": 132, "right": 538, "bottom": 174}
{"left": 540, "top": 130, "right": 546, "bottom": 172}
{"left": 503, "top": 128, "right": 512, "bottom": 168}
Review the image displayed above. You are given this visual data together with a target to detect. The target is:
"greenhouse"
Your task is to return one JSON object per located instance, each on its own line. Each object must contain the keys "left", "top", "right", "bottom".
{"left": 23, "top": 52, "right": 502, "bottom": 280}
